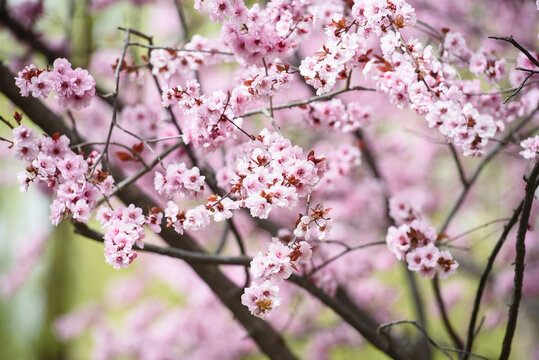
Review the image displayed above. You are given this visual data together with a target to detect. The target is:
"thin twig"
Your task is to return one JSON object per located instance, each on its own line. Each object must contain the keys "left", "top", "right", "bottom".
{"left": 307, "top": 241, "right": 386, "bottom": 276}
{"left": 262, "top": 57, "right": 281, "bottom": 134}
{"left": 441, "top": 217, "right": 512, "bottom": 244}
{"left": 378, "top": 320, "right": 453, "bottom": 360}
{"left": 127, "top": 41, "right": 233, "bottom": 56}
{"left": 98, "top": 140, "right": 182, "bottom": 204}
{"left": 241, "top": 85, "right": 376, "bottom": 118}
{"left": 0, "top": 115, "right": 14, "bottom": 129}
{"left": 113, "top": 121, "right": 166, "bottom": 169}
{"left": 73, "top": 222, "right": 250, "bottom": 265}
{"left": 488, "top": 36, "right": 539, "bottom": 68}
{"left": 449, "top": 143, "right": 468, "bottom": 186}
{"left": 504, "top": 72, "right": 533, "bottom": 104}
{"left": 89, "top": 29, "right": 131, "bottom": 177}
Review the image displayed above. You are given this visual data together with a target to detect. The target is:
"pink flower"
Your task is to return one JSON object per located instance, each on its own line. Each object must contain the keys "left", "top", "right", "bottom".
{"left": 241, "top": 280, "right": 281, "bottom": 319}
{"left": 207, "top": 0, "right": 232, "bottom": 22}
{"left": 386, "top": 225, "right": 411, "bottom": 260}
{"left": 437, "top": 250, "right": 459, "bottom": 279}
{"left": 32, "top": 153, "right": 56, "bottom": 180}
{"left": 183, "top": 205, "right": 211, "bottom": 231}
{"left": 145, "top": 210, "right": 163, "bottom": 233}
{"left": 405, "top": 243, "right": 440, "bottom": 278}
{"left": 520, "top": 136, "right": 539, "bottom": 160}
{"left": 469, "top": 52, "right": 487, "bottom": 76}
{"left": 30, "top": 71, "right": 55, "bottom": 98}
{"left": 12, "top": 125, "right": 39, "bottom": 161}
{"left": 245, "top": 193, "right": 272, "bottom": 219}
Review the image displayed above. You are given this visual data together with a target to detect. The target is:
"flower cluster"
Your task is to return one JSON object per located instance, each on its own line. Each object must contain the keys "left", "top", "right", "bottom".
{"left": 294, "top": 203, "right": 333, "bottom": 241}
{"left": 154, "top": 163, "right": 205, "bottom": 199}
{"left": 164, "top": 202, "right": 211, "bottom": 235}
{"left": 150, "top": 35, "right": 228, "bottom": 80}
{"left": 301, "top": 99, "right": 372, "bottom": 132}
{"left": 299, "top": 16, "right": 364, "bottom": 95}
{"left": 242, "top": 238, "right": 312, "bottom": 318}
{"left": 218, "top": 128, "right": 326, "bottom": 219}
{"left": 11, "top": 125, "right": 114, "bottom": 226}
{"left": 241, "top": 62, "right": 293, "bottom": 98}
{"left": 15, "top": 58, "right": 96, "bottom": 110}
{"left": 209, "top": 0, "right": 312, "bottom": 64}
{"left": 469, "top": 48, "right": 506, "bottom": 82}
{"left": 386, "top": 219, "right": 458, "bottom": 279}
{"left": 362, "top": 25, "right": 499, "bottom": 156}
{"left": 162, "top": 129, "right": 326, "bottom": 235}
{"left": 425, "top": 101, "right": 497, "bottom": 157}
{"left": 352, "top": 0, "right": 416, "bottom": 34}
{"left": 162, "top": 80, "right": 244, "bottom": 150}
{"left": 520, "top": 135, "right": 539, "bottom": 161}
{"left": 96, "top": 205, "right": 147, "bottom": 270}
{"left": 442, "top": 32, "right": 506, "bottom": 83}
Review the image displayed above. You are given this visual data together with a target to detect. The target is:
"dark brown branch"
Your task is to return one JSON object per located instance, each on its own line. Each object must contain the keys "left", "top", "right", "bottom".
{"left": 504, "top": 72, "right": 534, "bottom": 104}
{"left": 0, "top": 8, "right": 69, "bottom": 63}
{"left": 498, "top": 158, "right": 539, "bottom": 360}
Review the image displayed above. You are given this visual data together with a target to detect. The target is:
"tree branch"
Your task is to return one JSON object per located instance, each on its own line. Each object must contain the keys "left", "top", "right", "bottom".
{"left": 73, "top": 222, "right": 251, "bottom": 265}
{"left": 498, "top": 158, "right": 539, "bottom": 360}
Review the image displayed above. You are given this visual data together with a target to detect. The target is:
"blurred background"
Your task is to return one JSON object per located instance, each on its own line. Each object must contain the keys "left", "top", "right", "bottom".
{"left": 0, "top": 0, "right": 538, "bottom": 359}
